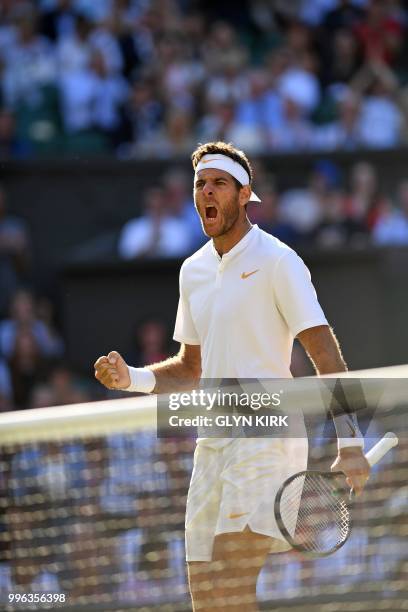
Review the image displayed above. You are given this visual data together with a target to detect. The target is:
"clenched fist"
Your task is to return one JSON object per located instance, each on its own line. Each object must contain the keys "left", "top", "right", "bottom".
{"left": 94, "top": 351, "right": 131, "bottom": 390}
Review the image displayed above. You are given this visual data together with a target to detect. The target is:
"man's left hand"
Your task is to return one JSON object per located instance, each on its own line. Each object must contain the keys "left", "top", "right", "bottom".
{"left": 331, "top": 446, "right": 370, "bottom": 496}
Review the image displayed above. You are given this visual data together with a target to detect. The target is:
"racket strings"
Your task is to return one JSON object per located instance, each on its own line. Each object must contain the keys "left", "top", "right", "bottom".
{"left": 298, "top": 475, "right": 350, "bottom": 544}
{"left": 280, "top": 473, "right": 351, "bottom": 554}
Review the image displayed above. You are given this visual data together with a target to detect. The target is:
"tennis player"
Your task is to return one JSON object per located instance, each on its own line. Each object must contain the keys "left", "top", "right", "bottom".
{"left": 94, "top": 142, "right": 370, "bottom": 611}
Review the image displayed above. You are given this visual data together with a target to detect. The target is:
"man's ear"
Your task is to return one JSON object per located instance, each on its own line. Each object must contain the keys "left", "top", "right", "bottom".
{"left": 239, "top": 185, "right": 251, "bottom": 207}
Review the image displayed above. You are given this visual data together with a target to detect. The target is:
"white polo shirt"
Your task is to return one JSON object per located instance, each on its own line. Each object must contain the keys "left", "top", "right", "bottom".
{"left": 173, "top": 225, "right": 328, "bottom": 379}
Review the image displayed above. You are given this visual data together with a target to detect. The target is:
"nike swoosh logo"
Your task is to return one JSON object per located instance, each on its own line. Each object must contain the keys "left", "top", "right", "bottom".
{"left": 228, "top": 512, "right": 249, "bottom": 519}
{"left": 241, "top": 269, "right": 259, "bottom": 280}
{"left": 201, "top": 158, "right": 223, "bottom": 163}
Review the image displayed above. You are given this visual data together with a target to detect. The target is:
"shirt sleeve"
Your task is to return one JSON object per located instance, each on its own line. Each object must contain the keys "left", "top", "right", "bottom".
{"left": 173, "top": 264, "right": 200, "bottom": 345}
{"left": 273, "top": 250, "right": 328, "bottom": 337}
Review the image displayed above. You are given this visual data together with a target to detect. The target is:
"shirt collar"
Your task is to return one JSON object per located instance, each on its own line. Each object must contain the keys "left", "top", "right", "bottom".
{"left": 211, "top": 224, "right": 258, "bottom": 262}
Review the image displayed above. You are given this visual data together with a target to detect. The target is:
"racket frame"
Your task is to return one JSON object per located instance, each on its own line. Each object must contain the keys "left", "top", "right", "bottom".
{"left": 274, "top": 469, "right": 352, "bottom": 558}
{"left": 274, "top": 432, "right": 398, "bottom": 557}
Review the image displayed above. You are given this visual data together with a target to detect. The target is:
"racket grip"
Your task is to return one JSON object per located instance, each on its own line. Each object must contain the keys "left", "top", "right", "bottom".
{"left": 365, "top": 432, "right": 398, "bottom": 466}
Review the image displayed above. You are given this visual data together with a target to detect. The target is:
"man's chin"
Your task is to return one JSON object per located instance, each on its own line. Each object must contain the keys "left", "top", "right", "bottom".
{"left": 203, "top": 226, "right": 223, "bottom": 238}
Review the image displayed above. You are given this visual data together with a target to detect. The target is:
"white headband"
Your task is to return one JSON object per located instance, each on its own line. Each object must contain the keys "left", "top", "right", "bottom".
{"left": 195, "top": 154, "right": 261, "bottom": 203}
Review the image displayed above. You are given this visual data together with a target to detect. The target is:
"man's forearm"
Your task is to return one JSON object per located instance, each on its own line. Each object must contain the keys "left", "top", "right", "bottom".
{"left": 312, "top": 345, "right": 347, "bottom": 375}
{"left": 297, "top": 325, "right": 364, "bottom": 449}
{"left": 148, "top": 355, "right": 201, "bottom": 393}
{"left": 298, "top": 325, "right": 347, "bottom": 375}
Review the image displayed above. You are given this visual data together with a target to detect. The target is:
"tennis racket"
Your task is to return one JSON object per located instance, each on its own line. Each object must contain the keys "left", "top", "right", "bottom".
{"left": 274, "top": 432, "right": 398, "bottom": 557}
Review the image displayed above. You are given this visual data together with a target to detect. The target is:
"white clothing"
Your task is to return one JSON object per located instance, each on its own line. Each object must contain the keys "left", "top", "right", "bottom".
{"left": 373, "top": 211, "right": 408, "bottom": 246}
{"left": 278, "top": 68, "right": 320, "bottom": 114}
{"left": 359, "top": 97, "right": 403, "bottom": 149}
{"left": 119, "top": 216, "right": 191, "bottom": 259}
{"left": 173, "top": 225, "right": 328, "bottom": 379}
{"left": 185, "top": 437, "right": 308, "bottom": 561}
{"left": 279, "top": 189, "right": 322, "bottom": 232}
{"left": 173, "top": 225, "right": 327, "bottom": 560}
{"left": 59, "top": 69, "right": 128, "bottom": 132}
{"left": 57, "top": 36, "right": 91, "bottom": 74}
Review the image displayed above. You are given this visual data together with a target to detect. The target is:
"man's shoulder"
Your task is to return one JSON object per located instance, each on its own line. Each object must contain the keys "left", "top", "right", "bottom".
{"left": 255, "top": 227, "right": 297, "bottom": 262}
{"left": 180, "top": 240, "right": 213, "bottom": 271}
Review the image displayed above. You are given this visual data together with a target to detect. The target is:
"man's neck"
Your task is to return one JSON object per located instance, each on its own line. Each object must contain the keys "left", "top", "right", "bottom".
{"left": 213, "top": 218, "right": 252, "bottom": 256}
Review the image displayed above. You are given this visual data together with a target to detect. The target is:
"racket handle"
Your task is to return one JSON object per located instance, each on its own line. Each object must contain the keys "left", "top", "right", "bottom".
{"left": 365, "top": 432, "right": 398, "bottom": 467}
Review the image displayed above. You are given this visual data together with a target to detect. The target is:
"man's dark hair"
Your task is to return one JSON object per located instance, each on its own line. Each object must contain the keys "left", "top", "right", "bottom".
{"left": 191, "top": 142, "right": 254, "bottom": 187}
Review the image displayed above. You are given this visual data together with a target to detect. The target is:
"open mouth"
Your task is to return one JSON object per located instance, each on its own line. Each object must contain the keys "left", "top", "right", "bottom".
{"left": 205, "top": 205, "right": 218, "bottom": 220}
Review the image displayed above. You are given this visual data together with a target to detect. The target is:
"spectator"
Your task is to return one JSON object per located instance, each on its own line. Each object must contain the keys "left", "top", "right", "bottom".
{"left": 320, "top": 27, "right": 363, "bottom": 88}
{"left": 312, "top": 187, "right": 368, "bottom": 248}
{"left": 121, "top": 78, "right": 163, "bottom": 158}
{"left": 58, "top": 33, "right": 128, "bottom": 139}
{"left": 36, "top": 296, "right": 65, "bottom": 357}
{"left": 126, "top": 317, "right": 170, "bottom": 368}
{"left": 40, "top": 0, "right": 78, "bottom": 43}
{"left": 234, "top": 68, "right": 278, "bottom": 150}
{"left": 313, "top": 88, "right": 363, "bottom": 150}
{"left": 7, "top": 326, "right": 47, "bottom": 408}
{"left": 372, "top": 179, "right": 408, "bottom": 245}
{"left": 118, "top": 186, "right": 191, "bottom": 259}
{"left": 270, "top": 93, "right": 314, "bottom": 152}
{"left": 144, "top": 108, "right": 196, "bottom": 158}
{"left": 198, "top": 99, "right": 264, "bottom": 154}
{"left": 89, "top": 18, "right": 123, "bottom": 76}
{"left": 353, "top": 0, "right": 404, "bottom": 66}
{"left": 321, "top": 0, "right": 365, "bottom": 34}
{"left": 252, "top": 181, "right": 300, "bottom": 247}
{"left": 203, "top": 21, "right": 249, "bottom": 84}
{"left": 344, "top": 160, "right": 388, "bottom": 230}
{"left": 279, "top": 160, "right": 340, "bottom": 240}
{"left": 1, "top": 4, "right": 56, "bottom": 109}
{"left": 0, "top": 2, "right": 17, "bottom": 62}
{"left": 0, "top": 186, "right": 30, "bottom": 317}
{"left": 0, "top": 108, "right": 29, "bottom": 158}
{"left": 56, "top": 13, "right": 93, "bottom": 75}
{"left": 162, "top": 168, "right": 204, "bottom": 250}
{"left": 154, "top": 31, "right": 203, "bottom": 113}
{"left": 113, "top": 1, "right": 156, "bottom": 80}
{"left": 351, "top": 60, "right": 404, "bottom": 148}
{"left": 30, "top": 382, "right": 56, "bottom": 408}
{"left": 90, "top": 49, "right": 128, "bottom": 138}
{"left": 277, "top": 51, "right": 320, "bottom": 116}
{"left": 47, "top": 362, "right": 90, "bottom": 406}
{"left": 0, "top": 288, "right": 64, "bottom": 359}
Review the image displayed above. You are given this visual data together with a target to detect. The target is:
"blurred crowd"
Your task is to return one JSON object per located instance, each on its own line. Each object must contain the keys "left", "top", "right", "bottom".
{"left": 118, "top": 158, "right": 408, "bottom": 261}
{"left": 1, "top": 0, "right": 408, "bottom": 158}
{"left": 0, "top": 175, "right": 176, "bottom": 412}
{"left": 0, "top": 170, "right": 181, "bottom": 413}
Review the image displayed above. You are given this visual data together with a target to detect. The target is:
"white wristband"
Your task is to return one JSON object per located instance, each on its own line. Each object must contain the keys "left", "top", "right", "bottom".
{"left": 125, "top": 367, "right": 156, "bottom": 393}
{"left": 337, "top": 437, "right": 365, "bottom": 451}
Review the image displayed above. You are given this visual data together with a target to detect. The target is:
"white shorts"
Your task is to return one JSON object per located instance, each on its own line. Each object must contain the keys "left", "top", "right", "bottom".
{"left": 185, "top": 437, "right": 308, "bottom": 562}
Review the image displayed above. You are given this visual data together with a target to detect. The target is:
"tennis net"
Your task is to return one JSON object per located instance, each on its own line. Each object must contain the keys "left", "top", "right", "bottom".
{"left": 0, "top": 365, "right": 407, "bottom": 611}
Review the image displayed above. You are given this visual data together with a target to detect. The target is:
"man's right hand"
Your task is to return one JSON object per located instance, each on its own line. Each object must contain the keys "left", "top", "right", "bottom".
{"left": 94, "top": 351, "right": 131, "bottom": 390}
